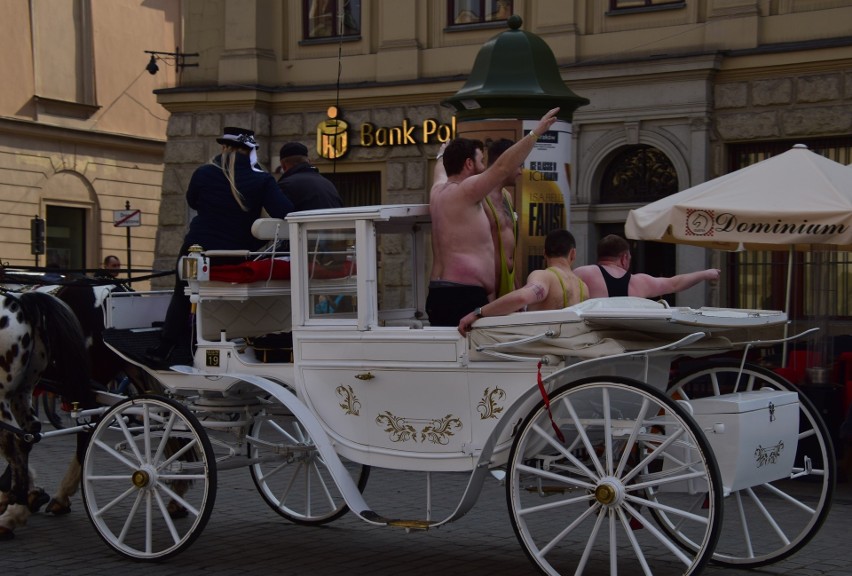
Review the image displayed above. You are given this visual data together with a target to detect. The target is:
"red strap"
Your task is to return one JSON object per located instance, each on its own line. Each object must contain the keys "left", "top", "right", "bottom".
{"left": 537, "top": 361, "right": 565, "bottom": 443}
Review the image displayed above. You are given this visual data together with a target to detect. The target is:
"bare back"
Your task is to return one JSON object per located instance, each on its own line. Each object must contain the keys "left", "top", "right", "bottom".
{"left": 430, "top": 181, "right": 496, "bottom": 296}
{"left": 526, "top": 267, "right": 585, "bottom": 311}
{"left": 575, "top": 264, "right": 623, "bottom": 299}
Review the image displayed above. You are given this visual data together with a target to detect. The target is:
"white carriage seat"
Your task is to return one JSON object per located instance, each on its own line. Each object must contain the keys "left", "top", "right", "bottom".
{"left": 467, "top": 297, "right": 782, "bottom": 362}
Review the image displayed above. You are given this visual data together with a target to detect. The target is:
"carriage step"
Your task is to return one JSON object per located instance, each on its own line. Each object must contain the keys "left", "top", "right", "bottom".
{"left": 385, "top": 519, "right": 434, "bottom": 531}
{"left": 359, "top": 511, "right": 434, "bottom": 531}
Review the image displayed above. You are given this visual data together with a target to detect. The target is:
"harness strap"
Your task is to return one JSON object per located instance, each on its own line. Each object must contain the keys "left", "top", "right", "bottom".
{"left": 0, "top": 419, "right": 41, "bottom": 443}
{"left": 536, "top": 361, "right": 565, "bottom": 443}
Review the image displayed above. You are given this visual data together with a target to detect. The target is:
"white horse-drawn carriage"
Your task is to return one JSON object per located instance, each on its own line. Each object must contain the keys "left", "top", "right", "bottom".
{"left": 77, "top": 204, "right": 833, "bottom": 575}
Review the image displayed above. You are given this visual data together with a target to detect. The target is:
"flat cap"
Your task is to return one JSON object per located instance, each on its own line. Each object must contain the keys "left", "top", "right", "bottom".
{"left": 279, "top": 142, "right": 309, "bottom": 158}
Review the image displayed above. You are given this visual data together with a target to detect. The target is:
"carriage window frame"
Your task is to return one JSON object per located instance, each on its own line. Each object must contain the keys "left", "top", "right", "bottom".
{"left": 302, "top": 0, "right": 362, "bottom": 43}
{"left": 304, "top": 225, "right": 359, "bottom": 323}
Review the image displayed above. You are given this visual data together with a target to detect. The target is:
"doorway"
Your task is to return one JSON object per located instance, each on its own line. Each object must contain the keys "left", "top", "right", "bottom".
{"left": 46, "top": 205, "right": 87, "bottom": 270}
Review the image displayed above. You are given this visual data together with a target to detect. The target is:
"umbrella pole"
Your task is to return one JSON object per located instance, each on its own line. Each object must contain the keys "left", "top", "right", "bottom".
{"left": 781, "top": 246, "right": 793, "bottom": 368}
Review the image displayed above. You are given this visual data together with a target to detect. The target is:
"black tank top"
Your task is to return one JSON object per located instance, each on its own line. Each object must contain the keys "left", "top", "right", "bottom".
{"left": 597, "top": 265, "right": 631, "bottom": 297}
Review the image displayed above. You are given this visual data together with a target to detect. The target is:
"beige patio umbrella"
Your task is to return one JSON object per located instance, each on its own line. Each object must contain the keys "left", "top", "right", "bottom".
{"left": 625, "top": 144, "right": 852, "bottom": 251}
{"left": 625, "top": 144, "right": 852, "bottom": 364}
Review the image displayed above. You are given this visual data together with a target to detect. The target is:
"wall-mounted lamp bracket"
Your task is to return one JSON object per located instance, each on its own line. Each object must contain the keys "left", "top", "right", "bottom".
{"left": 144, "top": 47, "right": 199, "bottom": 75}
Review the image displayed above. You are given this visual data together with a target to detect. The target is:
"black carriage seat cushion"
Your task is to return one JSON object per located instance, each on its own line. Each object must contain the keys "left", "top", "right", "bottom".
{"left": 209, "top": 258, "right": 355, "bottom": 283}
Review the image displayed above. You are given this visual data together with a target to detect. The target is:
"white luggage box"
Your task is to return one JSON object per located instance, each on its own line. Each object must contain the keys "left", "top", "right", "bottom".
{"left": 690, "top": 389, "right": 799, "bottom": 493}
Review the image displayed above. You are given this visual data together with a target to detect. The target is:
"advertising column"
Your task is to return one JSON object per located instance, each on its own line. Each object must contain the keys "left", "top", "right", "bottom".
{"left": 519, "top": 119, "right": 573, "bottom": 279}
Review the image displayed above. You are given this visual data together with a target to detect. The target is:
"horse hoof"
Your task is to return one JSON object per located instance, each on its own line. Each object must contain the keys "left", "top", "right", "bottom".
{"left": 0, "top": 527, "right": 14, "bottom": 541}
{"left": 45, "top": 499, "right": 71, "bottom": 516}
{"left": 167, "top": 501, "right": 188, "bottom": 519}
{"left": 28, "top": 489, "right": 50, "bottom": 513}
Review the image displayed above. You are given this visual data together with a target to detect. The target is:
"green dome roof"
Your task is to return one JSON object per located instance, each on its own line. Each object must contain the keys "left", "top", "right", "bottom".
{"left": 442, "top": 15, "right": 589, "bottom": 122}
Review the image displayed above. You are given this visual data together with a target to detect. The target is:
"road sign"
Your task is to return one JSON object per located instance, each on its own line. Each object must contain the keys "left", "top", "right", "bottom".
{"left": 114, "top": 209, "right": 141, "bottom": 227}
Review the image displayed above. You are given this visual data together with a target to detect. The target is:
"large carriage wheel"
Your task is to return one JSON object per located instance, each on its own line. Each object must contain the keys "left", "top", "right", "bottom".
{"left": 82, "top": 394, "right": 217, "bottom": 560}
{"left": 664, "top": 360, "right": 835, "bottom": 567}
{"left": 247, "top": 401, "right": 370, "bottom": 525}
{"left": 507, "top": 377, "right": 722, "bottom": 576}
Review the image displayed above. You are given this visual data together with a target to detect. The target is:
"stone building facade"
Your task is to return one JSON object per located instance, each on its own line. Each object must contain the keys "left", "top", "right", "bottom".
{"left": 152, "top": 0, "right": 852, "bottom": 318}
{"left": 0, "top": 0, "right": 180, "bottom": 286}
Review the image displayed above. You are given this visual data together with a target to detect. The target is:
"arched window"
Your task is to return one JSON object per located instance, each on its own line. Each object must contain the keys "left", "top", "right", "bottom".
{"left": 600, "top": 145, "right": 677, "bottom": 204}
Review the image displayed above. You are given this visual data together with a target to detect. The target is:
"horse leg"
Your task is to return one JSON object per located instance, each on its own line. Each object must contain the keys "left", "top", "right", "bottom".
{"left": 0, "top": 431, "right": 34, "bottom": 540}
{"left": 0, "top": 462, "right": 49, "bottom": 515}
{"left": 45, "top": 428, "right": 91, "bottom": 516}
{"left": 44, "top": 458, "right": 79, "bottom": 516}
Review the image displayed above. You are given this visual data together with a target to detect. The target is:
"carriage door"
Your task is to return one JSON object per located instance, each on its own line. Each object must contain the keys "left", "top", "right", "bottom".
{"left": 46, "top": 205, "right": 87, "bottom": 270}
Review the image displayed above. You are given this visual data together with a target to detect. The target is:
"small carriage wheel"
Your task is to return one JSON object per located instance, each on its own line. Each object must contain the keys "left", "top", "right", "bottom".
{"left": 247, "top": 401, "right": 370, "bottom": 525}
{"left": 41, "top": 391, "right": 71, "bottom": 429}
{"left": 664, "top": 360, "right": 835, "bottom": 567}
{"left": 506, "top": 376, "right": 722, "bottom": 576}
{"left": 82, "top": 394, "right": 217, "bottom": 561}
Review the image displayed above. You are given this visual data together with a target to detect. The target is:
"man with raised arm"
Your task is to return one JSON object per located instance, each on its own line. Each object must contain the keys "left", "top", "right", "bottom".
{"left": 574, "top": 234, "right": 720, "bottom": 299}
{"left": 432, "top": 138, "right": 521, "bottom": 298}
{"left": 426, "top": 107, "right": 560, "bottom": 326}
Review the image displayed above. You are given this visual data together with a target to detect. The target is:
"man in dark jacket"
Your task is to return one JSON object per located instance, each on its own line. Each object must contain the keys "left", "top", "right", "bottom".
{"left": 277, "top": 142, "right": 343, "bottom": 211}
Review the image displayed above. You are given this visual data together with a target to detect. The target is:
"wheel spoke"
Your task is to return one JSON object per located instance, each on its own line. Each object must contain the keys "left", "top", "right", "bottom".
{"left": 617, "top": 507, "right": 654, "bottom": 576}
{"left": 528, "top": 422, "right": 599, "bottom": 481}
{"left": 744, "top": 486, "right": 791, "bottom": 545}
{"left": 734, "top": 491, "right": 755, "bottom": 558}
{"left": 560, "top": 396, "right": 606, "bottom": 478}
{"left": 92, "top": 438, "right": 142, "bottom": 471}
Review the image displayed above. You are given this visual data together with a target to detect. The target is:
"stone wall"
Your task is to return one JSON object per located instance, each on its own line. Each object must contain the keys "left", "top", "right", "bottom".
{"left": 714, "top": 70, "right": 852, "bottom": 143}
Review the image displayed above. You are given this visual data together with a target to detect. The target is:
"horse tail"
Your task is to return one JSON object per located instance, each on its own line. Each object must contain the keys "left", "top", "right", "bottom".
{"left": 18, "top": 291, "right": 96, "bottom": 410}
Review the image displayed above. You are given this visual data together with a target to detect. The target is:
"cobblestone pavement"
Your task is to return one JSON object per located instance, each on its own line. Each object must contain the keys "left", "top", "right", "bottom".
{"left": 2, "top": 422, "right": 850, "bottom": 576}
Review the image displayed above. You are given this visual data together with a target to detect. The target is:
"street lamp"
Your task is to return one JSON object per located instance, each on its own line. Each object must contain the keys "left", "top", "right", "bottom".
{"left": 144, "top": 48, "right": 199, "bottom": 75}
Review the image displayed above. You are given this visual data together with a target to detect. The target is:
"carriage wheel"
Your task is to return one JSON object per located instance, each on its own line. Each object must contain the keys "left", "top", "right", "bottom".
{"left": 506, "top": 377, "right": 722, "bottom": 576}
{"left": 82, "top": 394, "right": 217, "bottom": 560}
{"left": 664, "top": 360, "right": 835, "bottom": 567}
{"left": 247, "top": 403, "right": 370, "bottom": 525}
{"left": 41, "top": 391, "right": 73, "bottom": 429}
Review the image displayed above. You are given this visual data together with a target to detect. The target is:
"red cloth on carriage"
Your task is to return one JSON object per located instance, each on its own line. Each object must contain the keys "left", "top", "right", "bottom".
{"left": 209, "top": 258, "right": 355, "bottom": 283}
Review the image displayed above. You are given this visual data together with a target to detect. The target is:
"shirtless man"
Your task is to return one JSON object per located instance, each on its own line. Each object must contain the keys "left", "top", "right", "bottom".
{"left": 484, "top": 138, "right": 521, "bottom": 297}
{"left": 426, "top": 107, "right": 560, "bottom": 327}
{"left": 432, "top": 138, "right": 521, "bottom": 298}
{"left": 574, "top": 234, "right": 720, "bottom": 299}
{"left": 458, "top": 229, "right": 587, "bottom": 335}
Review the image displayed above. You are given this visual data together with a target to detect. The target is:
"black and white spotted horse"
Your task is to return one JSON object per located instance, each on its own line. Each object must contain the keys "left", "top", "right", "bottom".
{"left": 0, "top": 290, "right": 96, "bottom": 539}
{"left": 0, "top": 277, "right": 188, "bottom": 525}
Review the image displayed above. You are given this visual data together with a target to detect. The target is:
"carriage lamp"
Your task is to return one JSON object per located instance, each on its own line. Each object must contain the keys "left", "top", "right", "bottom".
{"left": 181, "top": 245, "right": 204, "bottom": 280}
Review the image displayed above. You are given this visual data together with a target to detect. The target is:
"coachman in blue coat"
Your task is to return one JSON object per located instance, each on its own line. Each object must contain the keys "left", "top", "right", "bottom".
{"left": 146, "top": 127, "right": 294, "bottom": 366}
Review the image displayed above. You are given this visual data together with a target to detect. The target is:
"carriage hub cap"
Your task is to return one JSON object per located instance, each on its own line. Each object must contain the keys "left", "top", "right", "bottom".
{"left": 131, "top": 465, "right": 158, "bottom": 488}
{"left": 594, "top": 477, "right": 624, "bottom": 506}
